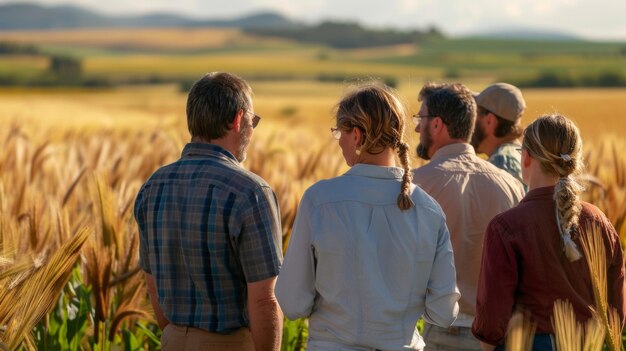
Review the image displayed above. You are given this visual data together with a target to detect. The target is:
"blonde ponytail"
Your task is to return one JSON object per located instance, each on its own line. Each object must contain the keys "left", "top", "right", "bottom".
{"left": 523, "top": 114, "right": 585, "bottom": 262}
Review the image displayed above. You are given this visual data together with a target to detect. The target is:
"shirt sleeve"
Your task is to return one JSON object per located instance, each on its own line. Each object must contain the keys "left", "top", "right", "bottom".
{"left": 237, "top": 185, "right": 283, "bottom": 283}
{"left": 423, "top": 217, "right": 460, "bottom": 327}
{"left": 134, "top": 185, "right": 151, "bottom": 274}
{"left": 472, "top": 217, "right": 518, "bottom": 346}
{"left": 275, "top": 192, "right": 316, "bottom": 320}
{"left": 604, "top": 217, "right": 626, "bottom": 327}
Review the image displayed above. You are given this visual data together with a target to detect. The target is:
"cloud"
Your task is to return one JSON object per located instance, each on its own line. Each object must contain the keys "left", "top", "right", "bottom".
{"left": 0, "top": 0, "right": 624, "bottom": 39}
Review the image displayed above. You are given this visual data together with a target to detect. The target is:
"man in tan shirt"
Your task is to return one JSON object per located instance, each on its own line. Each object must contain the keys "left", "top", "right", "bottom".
{"left": 412, "top": 82, "right": 525, "bottom": 351}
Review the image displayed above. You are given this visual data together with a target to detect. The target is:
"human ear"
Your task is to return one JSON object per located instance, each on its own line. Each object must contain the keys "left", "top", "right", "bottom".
{"left": 232, "top": 110, "right": 244, "bottom": 132}
{"left": 432, "top": 117, "right": 445, "bottom": 135}
{"left": 486, "top": 113, "right": 498, "bottom": 132}
{"left": 353, "top": 127, "right": 363, "bottom": 146}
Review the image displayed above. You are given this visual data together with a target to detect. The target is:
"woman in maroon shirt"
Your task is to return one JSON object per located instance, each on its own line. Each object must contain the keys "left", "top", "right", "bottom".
{"left": 472, "top": 114, "right": 625, "bottom": 351}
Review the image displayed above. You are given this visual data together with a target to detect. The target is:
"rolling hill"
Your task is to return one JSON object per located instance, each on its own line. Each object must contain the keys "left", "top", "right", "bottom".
{"left": 0, "top": 3, "right": 297, "bottom": 30}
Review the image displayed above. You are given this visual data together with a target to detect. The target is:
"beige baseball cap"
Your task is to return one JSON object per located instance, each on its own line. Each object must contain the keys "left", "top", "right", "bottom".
{"left": 475, "top": 83, "right": 526, "bottom": 122}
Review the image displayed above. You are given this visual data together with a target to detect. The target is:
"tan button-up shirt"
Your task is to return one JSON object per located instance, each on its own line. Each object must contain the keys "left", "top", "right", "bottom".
{"left": 413, "top": 143, "right": 525, "bottom": 321}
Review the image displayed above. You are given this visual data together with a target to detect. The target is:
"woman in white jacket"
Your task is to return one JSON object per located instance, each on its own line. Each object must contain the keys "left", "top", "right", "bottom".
{"left": 275, "top": 83, "right": 460, "bottom": 351}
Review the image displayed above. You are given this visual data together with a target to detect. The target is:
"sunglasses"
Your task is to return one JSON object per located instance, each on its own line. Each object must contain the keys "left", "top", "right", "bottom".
{"left": 245, "top": 110, "right": 261, "bottom": 128}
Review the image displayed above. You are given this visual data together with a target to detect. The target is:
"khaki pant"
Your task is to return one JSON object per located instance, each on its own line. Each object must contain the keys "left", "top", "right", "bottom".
{"left": 422, "top": 324, "right": 482, "bottom": 351}
{"left": 161, "top": 324, "right": 255, "bottom": 351}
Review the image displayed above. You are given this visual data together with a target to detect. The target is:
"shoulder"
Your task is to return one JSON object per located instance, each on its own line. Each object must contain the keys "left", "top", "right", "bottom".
{"left": 141, "top": 157, "right": 274, "bottom": 199}
{"left": 411, "top": 184, "right": 446, "bottom": 217}
{"left": 578, "top": 202, "right": 621, "bottom": 249}
{"left": 580, "top": 201, "right": 606, "bottom": 219}
{"left": 579, "top": 202, "right": 614, "bottom": 229}
{"left": 237, "top": 167, "right": 273, "bottom": 190}
{"left": 486, "top": 204, "right": 528, "bottom": 238}
{"left": 411, "top": 162, "right": 444, "bottom": 185}
{"left": 476, "top": 157, "right": 525, "bottom": 194}
{"left": 488, "top": 153, "right": 508, "bottom": 168}
{"left": 300, "top": 176, "right": 346, "bottom": 206}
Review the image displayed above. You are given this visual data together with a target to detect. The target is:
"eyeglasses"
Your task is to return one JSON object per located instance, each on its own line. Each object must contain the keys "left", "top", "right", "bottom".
{"left": 412, "top": 114, "right": 435, "bottom": 126}
{"left": 245, "top": 110, "right": 261, "bottom": 128}
{"left": 251, "top": 115, "right": 261, "bottom": 128}
{"left": 330, "top": 127, "right": 341, "bottom": 140}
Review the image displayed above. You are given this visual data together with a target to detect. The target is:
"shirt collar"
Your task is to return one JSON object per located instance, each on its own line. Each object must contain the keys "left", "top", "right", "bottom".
{"left": 431, "top": 143, "right": 475, "bottom": 162}
{"left": 492, "top": 142, "right": 521, "bottom": 155}
{"left": 344, "top": 163, "right": 405, "bottom": 180}
{"left": 181, "top": 143, "right": 240, "bottom": 165}
{"left": 521, "top": 185, "right": 555, "bottom": 203}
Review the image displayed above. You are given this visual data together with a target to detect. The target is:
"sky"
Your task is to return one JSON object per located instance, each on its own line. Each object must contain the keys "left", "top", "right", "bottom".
{"left": 3, "top": 0, "right": 626, "bottom": 40}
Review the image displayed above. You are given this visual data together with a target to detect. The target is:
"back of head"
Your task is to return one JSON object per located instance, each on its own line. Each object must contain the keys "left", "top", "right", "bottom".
{"left": 418, "top": 82, "right": 476, "bottom": 141}
{"left": 475, "top": 82, "right": 526, "bottom": 123}
{"left": 522, "top": 114, "right": 584, "bottom": 261}
{"left": 522, "top": 114, "right": 583, "bottom": 178}
{"left": 186, "top": 72, "right": 252, "bottom": 141}
{"left": 336, "top": 83, "right": 414, "bottom": 210}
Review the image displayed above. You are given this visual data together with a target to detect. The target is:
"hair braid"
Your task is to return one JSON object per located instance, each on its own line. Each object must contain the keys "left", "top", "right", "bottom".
{"left": 554, "top": 176, "right": 583, "bottom": 261}
{"left": 397, "top": 141, "right": 415, "bottom": 210}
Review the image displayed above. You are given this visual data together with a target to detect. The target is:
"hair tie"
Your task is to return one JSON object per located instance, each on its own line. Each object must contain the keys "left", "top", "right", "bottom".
{"left": 560, "top": 153, "right": 572, "bottom": 162}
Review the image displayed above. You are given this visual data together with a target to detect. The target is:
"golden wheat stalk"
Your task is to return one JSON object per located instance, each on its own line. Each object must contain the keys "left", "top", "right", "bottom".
{"left": 579, "top": 223, "right": 608, "bottom": 314}
{"left": 61, "top": 167, "right": 86, "bottom": 207}
{"left": 607, "top": 307, "right": 622, "bottom": 351}
{"left": 505, "top": 311, "right": 536, "bottom": 351}
{"left": 583, "top": 311, "right": 606, "bottom": 351}
{"left": 579, "top": 221, "right": 621, "bottom": 351}
{"left": 0, "top": 227, "right": 90, "bottom": 349}
{"left": 552, "top": 299, "right": 583, "bottom": 351}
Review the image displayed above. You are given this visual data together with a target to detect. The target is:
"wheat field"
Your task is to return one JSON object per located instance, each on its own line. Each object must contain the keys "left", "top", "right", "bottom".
{"left": 1, "top": 83, "right": 626, "bottom": 349}
{"left": 0, "top": 27, "right": 293, "bottom": 50}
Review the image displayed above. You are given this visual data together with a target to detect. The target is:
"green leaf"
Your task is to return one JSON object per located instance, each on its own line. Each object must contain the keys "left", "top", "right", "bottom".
{"left": 123, "top": 329, "right": 141, "bottom": 351}
{"left": 136, "top": 322, "right": 161, "bottom": 345}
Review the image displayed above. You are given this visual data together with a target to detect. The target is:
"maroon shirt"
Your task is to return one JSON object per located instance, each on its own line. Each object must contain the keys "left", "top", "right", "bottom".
{"left": 472, "top": 186, "right": 626, "bottom": 346}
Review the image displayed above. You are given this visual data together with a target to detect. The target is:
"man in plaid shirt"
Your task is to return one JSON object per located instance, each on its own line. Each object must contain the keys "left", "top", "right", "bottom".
{"left": 135, "top": 72, "right": 283, "bottom": 351}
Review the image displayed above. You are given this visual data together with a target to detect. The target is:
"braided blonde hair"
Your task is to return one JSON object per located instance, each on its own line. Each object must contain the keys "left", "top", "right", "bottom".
{"left": 522, "top": 114, "right": 584, "bottom": 261}
{"left": 336, "top": 82, "right": 414, "bottom": 210}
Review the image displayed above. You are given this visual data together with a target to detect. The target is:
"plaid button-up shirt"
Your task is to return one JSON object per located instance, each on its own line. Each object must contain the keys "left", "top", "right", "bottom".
{"left": 135, "top": 143, "right": 282, "bottom": 333}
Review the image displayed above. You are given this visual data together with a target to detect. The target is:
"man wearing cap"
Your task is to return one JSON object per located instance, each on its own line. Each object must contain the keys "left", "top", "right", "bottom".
{"left": 412, "top": 82, "right": 525, "bottom": 350}
{"left": 471, "top": 82, "right": 526, "bottom": 185}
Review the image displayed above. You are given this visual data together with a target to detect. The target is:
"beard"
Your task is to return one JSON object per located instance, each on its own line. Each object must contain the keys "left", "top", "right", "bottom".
{"left": 236, "top": 120, "right": 252, "bottom": 162}
{"left": 416, "top": 127, "right": 433, "bottom": 160}
{"left": 470, "top": 122, "right": 487, "bottom": 152}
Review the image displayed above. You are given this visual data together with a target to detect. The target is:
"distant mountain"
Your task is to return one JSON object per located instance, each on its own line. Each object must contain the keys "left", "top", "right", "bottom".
{"left": 467, "top": 27, "right": 582, "bottom": 41}
{"left": 0, "top": 3, "right": 110, "bottom": 29}
{"left": 247, "top": 21, "right": 444, "bottom": 49}
{"left": 0, "top": 2, "right": 298, "bottom": 30}
{"left": 197, "top": 12, "right": 300, "bottom": 29}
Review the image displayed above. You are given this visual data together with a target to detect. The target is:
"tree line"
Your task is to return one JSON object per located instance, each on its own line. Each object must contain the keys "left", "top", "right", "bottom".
{"left": 244, "top": 21, "right": 444, "bottom": 48}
